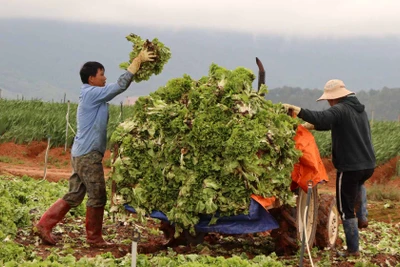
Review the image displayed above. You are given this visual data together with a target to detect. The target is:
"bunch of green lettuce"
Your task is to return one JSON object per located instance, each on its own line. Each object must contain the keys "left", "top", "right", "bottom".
{"left": 119, "top": 33, "right": 171, "bottom": 83}
{"left": 110, "top": 64, "right": 300, "bottom": 234}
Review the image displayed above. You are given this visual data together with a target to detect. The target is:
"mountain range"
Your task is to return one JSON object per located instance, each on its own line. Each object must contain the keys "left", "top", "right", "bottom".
{"left": 1, "top": 18, "right": 400, "bottom": 107}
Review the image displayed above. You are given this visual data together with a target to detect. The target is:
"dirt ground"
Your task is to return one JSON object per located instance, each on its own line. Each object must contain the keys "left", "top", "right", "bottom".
{"left": 1, "top": 141, "right": 399, "bottom": 265}
{"left": 1, "top": 141, "right": 399, "bottom": 194}
{"left": 0, "top": 141, "right": 111, "bottom": 181}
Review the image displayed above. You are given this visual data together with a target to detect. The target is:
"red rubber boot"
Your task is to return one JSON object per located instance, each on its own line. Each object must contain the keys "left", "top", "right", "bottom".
{"left": 86, "top": 206, "right": 113, "bottom": 248}
{"left": 36, "top": 199, "right": 71, "bottom": 245}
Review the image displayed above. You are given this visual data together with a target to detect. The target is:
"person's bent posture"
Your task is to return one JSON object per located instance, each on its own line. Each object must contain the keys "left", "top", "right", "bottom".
{"left": 283, "top": 79, "right": 375, "bottom": 257}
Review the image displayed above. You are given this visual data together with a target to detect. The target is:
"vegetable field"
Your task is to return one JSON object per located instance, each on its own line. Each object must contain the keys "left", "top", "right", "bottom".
{"left": 1, "top": 98, "right": 399, "bottom": 165}
{"left": 1, "top": 175, "right": 399, "bottom": 266}
{"left": 0, "top": 99, "right": 135, "bottom": 147}
{"left": 313, "top": 121, "right": 400, "bottom": 165}
{"left": 1, "top": 98, "right": 400, "bottom": 266}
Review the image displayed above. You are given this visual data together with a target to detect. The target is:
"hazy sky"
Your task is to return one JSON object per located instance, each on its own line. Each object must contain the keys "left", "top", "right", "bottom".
{"left": 1, "top": 0, "right": 400, "bottom": 38}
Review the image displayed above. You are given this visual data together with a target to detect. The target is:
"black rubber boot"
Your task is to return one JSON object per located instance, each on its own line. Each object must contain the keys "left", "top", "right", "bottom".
{"left": 337, "top": 218, "right": 360, "bottom": 257}
{"left": 355, "top": 185, "right": 368, "bottom": 229}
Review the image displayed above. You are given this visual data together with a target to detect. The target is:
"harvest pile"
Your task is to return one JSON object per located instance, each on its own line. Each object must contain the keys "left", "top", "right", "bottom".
{"left": 110, "top": 64, "right": 301, "bottom": 233}
{"left": 119, "top": 33, "right": 171, "bottom": 83}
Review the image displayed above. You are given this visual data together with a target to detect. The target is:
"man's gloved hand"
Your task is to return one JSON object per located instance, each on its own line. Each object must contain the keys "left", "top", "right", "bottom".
{"left": 138, "top": 48, "right": 156, "bottom": 62}
{"left": 282, "top": 103, "right": 301, "bottom": 116}
{"left": 302, "top": 122, "right": 315, "bottom": 130}
{"left": 127, "top": 49, "right": 156, "bottom": 74}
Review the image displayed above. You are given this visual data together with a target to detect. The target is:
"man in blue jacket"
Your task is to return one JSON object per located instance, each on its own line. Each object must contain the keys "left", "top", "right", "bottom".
{"left": 283, "top": 79, "right": 376, "bottom": 257}
{"left": 36, "top": 48, "right": 156, "bottom": 247}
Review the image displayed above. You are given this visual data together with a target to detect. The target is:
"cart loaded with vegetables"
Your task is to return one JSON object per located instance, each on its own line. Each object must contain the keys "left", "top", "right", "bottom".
{"left": 110, "top": 35, "right": 339, "bottom": 255}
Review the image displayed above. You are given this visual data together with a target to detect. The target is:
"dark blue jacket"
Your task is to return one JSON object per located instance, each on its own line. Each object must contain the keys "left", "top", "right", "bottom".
{"left": 298, "top": 95, "right": 376, "bottom": 172}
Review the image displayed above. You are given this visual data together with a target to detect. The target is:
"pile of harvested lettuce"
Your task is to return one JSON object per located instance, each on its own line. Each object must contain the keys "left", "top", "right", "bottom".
{"left": 110, "top": 63, "right": 300, "bottom": 233}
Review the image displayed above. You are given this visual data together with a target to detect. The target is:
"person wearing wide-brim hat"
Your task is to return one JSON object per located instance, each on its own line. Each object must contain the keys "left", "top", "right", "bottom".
{"left": 283, "top": 79, "right": 376, "bottom": 258}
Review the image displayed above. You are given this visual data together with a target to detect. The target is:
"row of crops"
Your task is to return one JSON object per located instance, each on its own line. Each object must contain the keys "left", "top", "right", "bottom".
{"left": 313, "top": 120, "right": 400, "bottom": 165}
{"left": 1, "top": 99, "right": 399, "bottom": 165}
{"left": 0, "top": 99, "right": 134, "bottom": 147}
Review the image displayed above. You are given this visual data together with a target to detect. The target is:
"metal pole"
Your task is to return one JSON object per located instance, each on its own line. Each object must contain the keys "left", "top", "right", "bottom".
{"left": 43, "top": 136, "right": 51, "bottom": 181}
{"left": 131, "top": 242, "right": 137, "bottom": 267}
{"left": 65, "top": 101, "right": 70, "bottom": 152}
{"left": 299, "top": 181, "right": 313, "bottom": 267}
{"left": 131, "top": 230, "right": 140, "bottom": 267}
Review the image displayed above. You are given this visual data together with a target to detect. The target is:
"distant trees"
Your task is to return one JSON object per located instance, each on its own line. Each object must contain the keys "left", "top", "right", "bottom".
{"left": 266, "top": 86, "right": 400, "bottom": 121}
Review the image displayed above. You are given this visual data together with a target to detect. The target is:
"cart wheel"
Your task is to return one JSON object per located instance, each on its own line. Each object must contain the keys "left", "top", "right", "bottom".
{"left": 159, "top": 221, "right": 205, "bottom": 246}
{"left": 315, "top": 194, "right": 339, "bottom": 249}
{"left": 159, "top": 221, "right": 186, "bottom": 246}
{"left": 183, "top": 230, "right": 205, "bottom": 245}
{"left": 271, "top": 185, "right": 318, "bottom": 256}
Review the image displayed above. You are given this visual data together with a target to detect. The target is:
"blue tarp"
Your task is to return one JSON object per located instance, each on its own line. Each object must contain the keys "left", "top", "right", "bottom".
{"left": 124, "top": 199, "right": 279, "bottom": 234}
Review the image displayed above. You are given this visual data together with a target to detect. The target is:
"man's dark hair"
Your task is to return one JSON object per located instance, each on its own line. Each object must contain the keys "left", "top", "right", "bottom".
{"left": 79, "top": 61, "right": 105, "bottom": 84}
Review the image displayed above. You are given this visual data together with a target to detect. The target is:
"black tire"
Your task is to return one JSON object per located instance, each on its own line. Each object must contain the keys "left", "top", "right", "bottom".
{"left": 315, "top": 194, "right": 339, "bottom": 249}
{"left": 159, "top": 221, "right": 205, "bottom": 246}
{"left": 159, "top": 221, "right": 185, "bottom": 246}
{"left": 271, "top": 185, "right": 319, "bottom": 256}
{"left": 183, "top": 229, "right": 206, "bottom": 245}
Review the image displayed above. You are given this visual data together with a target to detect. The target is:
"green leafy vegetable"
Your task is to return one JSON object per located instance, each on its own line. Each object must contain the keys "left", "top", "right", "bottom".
{"left": 119, "top": 33, "right": 171, "bottom": 83}
{"left": 110, "top": 64, "right": 301, "bottom": 233}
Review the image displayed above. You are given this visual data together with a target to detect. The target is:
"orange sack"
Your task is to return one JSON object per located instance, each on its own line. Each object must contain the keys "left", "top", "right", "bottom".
{"left": 252, "top": 124, "right": 329, "bottom": 209}
{"left": 290, "top": 124, "right": 329, "bottom": 192}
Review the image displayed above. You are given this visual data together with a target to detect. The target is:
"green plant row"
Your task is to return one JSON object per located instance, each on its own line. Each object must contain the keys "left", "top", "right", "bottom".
{"left": 1, "top": 99, "right": 399, "bottom": 165}
{"left": 0, "top": 99, "right": 135, "bottom": 147}
{"left": 313, "top": 121, "right": 400, "bottom": 165}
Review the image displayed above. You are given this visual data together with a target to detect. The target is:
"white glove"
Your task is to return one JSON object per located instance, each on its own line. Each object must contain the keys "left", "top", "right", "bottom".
{"left": 282, "top": 103, "right": 301, "bottom": 116}
{"left": 138, "top": 48, "right": 156, "bottom": 62}
{"left": 302, "top": 122, "right": 315, "bottom": 130}
{"left": 127, "top": 49, "right": 156, "bottom": 74}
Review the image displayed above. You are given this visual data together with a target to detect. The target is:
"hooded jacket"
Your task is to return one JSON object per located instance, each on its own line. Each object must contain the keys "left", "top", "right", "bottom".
{"left": 298, "top": 95, "right": 376, "bottom": 172}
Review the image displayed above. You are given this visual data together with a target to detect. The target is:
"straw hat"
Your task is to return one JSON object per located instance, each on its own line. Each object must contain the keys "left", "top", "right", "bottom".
{"left": 317, "top": 79, "right": 354, "bottom": 101}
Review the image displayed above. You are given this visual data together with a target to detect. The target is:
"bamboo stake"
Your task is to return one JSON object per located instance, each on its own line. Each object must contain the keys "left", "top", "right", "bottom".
{"left": 39, "top": 136, "right": 51, "bottom": 183}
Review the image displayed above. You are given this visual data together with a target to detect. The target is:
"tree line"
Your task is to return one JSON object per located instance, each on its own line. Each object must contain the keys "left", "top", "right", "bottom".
{"left": 266, "top": 86, "right": 400, "bottom": 121}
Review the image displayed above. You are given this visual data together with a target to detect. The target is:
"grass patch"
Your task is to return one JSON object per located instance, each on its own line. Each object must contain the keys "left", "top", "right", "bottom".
{"left": 0, "top": 156, "right": 12, "bottom": 163}
{"left": 104, "top": 158, "right": 112, "bottom": 168}
{"left": 367, "top": 184, "right": 400, "bottom": 201}
{"left": 47, "top": 156, "right": 59, "bottom": 164}
{"left": 397, "top": 159, "right": 400, "bottom": 176}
